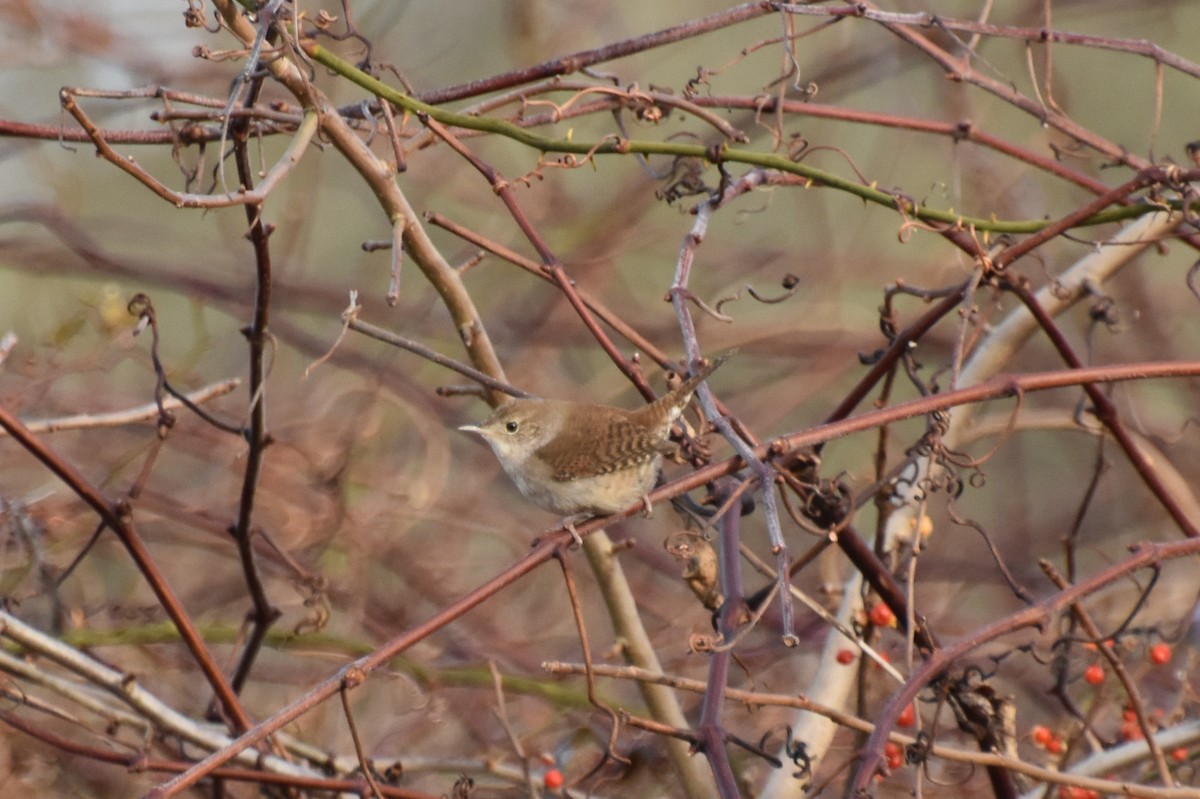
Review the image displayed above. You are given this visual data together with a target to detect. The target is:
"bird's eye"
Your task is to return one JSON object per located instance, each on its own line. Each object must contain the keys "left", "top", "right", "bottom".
{"left": 505, "top": 421, "right": 519, "bottom": 433}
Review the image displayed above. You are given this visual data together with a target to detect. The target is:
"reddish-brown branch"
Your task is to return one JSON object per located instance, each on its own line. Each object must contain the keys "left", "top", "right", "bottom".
{"left": 655, "top": 360, "right": 1200, "bottom": 511}
{"left": 419, "top": 112, "right": 657, "bottom": 401}
{"left": 150, "top": 535, "right": 561, "bottom": 796}
{"left": 415, "top": 2, "right": 777, "bottom": 105}
{"left": 0, "top": 119, "right": 281, "bottom": 145}
{"left": 693, "top": 95, "right": 1111, "bottom": 196}
{"left": 1000, "top": 278, "right": 1200, "bottom": 538}
{"left": 822, "top": 278, "right": 975, "bottom": 427}
{"left": 993, "top": 168, "right": 1187, "bottom": 269}
{"left": 772, "top": 3, "right": 1200, "bottom": 80}
{"left": 424, "top": 211, "right": 673, "bottom": 368}
{"left": 865, "top": 0, "right": 1151, "bottom": 170}
{"left": 0, "top": 405, "right": 253, "bottom": 733}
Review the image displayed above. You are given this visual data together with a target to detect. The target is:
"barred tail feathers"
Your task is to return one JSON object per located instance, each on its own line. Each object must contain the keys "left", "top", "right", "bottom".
{"left": 643, "top": 351, "right": 733, "bottom": 426}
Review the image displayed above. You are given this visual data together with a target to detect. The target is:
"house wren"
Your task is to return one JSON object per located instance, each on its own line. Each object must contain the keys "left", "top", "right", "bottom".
{"left": 459, "top": 354, "right": 729, "bottom": 524}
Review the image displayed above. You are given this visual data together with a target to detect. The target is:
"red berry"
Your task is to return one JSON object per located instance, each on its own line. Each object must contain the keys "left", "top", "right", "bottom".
{"left": 836, "top": 648, "right": 855, "bottom": 665}
{"left": 1031, "top": 725, "right": 1052, "bottom": 747}
{"left": 1149, "top": 643, "right": 1171, "bottom": 665}
{"left": 884, "top": 741, "right": 903, "bottom": 769}
{"left": 1059, "top": 788, "right": 1100, "bottom": 799}
{"left": 1171, "top": 747, "right": 1189, "bottom": 763}
{"left": 543, "top": 768, "right": 564, "bottom": 790}
{"left": 1046, "top": 736, "right": 1063, "bottom": 755}
{"left": 868, "top": 602, "right": 897, "bottom": 628}
{"left": 1083, "top": 664, "right": 1104, "bottom": 686}
{"left": 896, "top": 703, "right": 915, "bottom": 728}
{"left": 1121, "top": 719, "right": 1144, "bottom": 741}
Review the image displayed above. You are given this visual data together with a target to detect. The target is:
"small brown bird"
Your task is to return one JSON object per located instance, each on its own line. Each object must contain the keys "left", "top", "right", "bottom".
{"left": 459, "top": 354, "right": 729, "bottom": 529}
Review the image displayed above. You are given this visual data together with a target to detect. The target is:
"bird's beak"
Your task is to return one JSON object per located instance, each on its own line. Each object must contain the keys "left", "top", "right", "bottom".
{"left": 458, "top": 424, "right": 483, "bottom": 435}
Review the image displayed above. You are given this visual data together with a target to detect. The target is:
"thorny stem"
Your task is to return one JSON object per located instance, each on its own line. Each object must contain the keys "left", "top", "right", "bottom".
{"left": 306, "top": 43, "right": 1200, "bottom": 235}
{"left": 226, "top": 78, "right": 283, "bottom": 698}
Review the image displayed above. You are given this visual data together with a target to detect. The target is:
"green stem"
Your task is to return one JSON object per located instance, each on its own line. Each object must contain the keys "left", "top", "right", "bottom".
{"left": 303, "top": 42, "right": 1179, "bottom": 235}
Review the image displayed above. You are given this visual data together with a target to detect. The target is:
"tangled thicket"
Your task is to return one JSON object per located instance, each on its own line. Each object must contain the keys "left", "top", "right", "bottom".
{"left": 1, "top": 3, "right": 1199, "bottom": 798}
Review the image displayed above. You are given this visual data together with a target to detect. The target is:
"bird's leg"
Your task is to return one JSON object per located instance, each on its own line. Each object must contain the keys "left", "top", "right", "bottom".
{"left": 558, "top": 513, "right": 592, "bottom": 549}
{"left": 639, "top": 495, "right": 653, "bottom": 518}
{"left": 565, "top": 521, "right": 582, "bottom": 549}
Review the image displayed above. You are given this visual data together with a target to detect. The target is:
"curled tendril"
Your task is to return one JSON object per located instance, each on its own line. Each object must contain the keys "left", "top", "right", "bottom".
{"left": 906, "top": 731, "right": 932, "bottom": 767}
{"left": 658, "top": 154, "right": 711, "bottom": 203}
{"left": 1188, "top": 259, "right": 1200, "bottom": 305}
{"left": 757, "top": 726, "right": 812, "bottom": 778}
{"left": 675, "top": 287, "right": 734, "bottom": 323}
{"left": 1179, "top": 183, "right": 1200, "bottom": 227}
{"left": 785, "top": 133, "right": 810, "bottom": 161}
{"left": 688, "top": 632, "right": 721, "bottom": 653}
{"left": 713, "top": 274, "right": 801, "bottom": 317}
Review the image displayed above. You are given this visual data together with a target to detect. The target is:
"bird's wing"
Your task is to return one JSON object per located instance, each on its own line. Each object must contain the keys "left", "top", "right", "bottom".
{"left": 538, "top": 409, "right": 669, "bottom": 481}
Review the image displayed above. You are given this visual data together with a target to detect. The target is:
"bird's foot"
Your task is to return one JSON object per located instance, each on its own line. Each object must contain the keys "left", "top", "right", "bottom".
{"left": 554, "top": 513, "right": 591, "bottom": 549}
